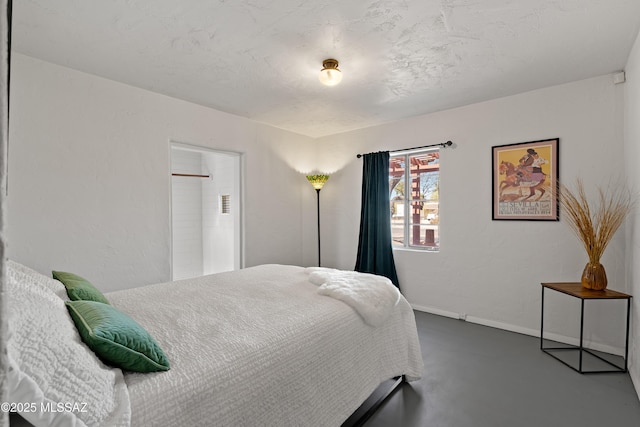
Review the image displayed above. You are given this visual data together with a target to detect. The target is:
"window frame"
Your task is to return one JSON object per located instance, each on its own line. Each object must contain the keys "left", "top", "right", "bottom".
{"left": 390, "top": 147, "right": 440, "bottom": 252}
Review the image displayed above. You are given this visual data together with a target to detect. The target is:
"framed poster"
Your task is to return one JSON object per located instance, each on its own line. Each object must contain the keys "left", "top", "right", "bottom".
{"left": 492, "top": 138, "right": 559, "bottom": 221}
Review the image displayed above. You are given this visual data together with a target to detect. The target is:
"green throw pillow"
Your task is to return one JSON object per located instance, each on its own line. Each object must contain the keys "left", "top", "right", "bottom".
{"left": 52, "top": 271, "right": 110, "bottom": 304}
{"left": 66, "top": 300, "right": 170, "bottom": 373}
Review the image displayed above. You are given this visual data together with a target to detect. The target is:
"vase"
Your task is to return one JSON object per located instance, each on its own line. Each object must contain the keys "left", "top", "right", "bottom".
{"left": 581, "top": 262, "right": 607, "bottom": 290}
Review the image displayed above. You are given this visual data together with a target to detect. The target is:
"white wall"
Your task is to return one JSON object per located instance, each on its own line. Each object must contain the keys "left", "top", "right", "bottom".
{"left": 624, "top": 28, "right": 640, "bottom": 397}
{"left": 314, "top": 75, "right": 631, "bottom": 355}
{"left": 8, "top": 53, "right": 314, "bottom": 291}
{"left": 201, "top": 151, "right": 240, "bottom": 274}
{"left": 8, "top": 51, "right": 638, "bottom": 393}
{"left": 171, "top": 149, "right": 204, "bottom": 279}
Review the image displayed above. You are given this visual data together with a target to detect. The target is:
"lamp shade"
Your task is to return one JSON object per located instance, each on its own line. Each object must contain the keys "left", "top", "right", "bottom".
{"left": 306, "top": 174, "right": 330, "bottom": 190}
{"left": 318, "top": 59, "right": 342, "bottom": 86}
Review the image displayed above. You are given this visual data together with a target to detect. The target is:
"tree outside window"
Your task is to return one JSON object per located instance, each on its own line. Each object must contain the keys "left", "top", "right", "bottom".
{"left": 389, "top": 150, "right": 440, "bottom": 250}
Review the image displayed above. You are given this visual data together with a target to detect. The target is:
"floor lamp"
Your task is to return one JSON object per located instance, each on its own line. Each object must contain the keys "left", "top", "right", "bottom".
{"left": 306, "top": 174, "right": 329, "bottom": 267}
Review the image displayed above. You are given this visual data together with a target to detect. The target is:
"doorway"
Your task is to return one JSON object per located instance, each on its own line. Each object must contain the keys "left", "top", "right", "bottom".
{"left": 170, "top": 142, "right": 242, "bottom": 280}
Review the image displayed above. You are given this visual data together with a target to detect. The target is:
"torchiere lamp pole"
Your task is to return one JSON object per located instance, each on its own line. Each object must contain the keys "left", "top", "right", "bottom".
{"left": 306, "top": 174, "right": 329, "bottom": 266}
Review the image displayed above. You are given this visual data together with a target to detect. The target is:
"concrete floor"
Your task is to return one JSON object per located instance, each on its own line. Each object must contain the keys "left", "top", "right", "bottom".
{"left": 363, "top": 311, "right": 640, "bottom": 427}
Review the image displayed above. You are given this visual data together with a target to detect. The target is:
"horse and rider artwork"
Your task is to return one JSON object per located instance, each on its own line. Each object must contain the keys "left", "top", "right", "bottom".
{"left": 492, "top": 138, "right": 559, "bottom": 221}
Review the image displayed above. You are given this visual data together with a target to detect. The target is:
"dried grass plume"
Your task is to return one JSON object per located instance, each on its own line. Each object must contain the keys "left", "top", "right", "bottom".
{"left": 559, "top": 178, "right": 633, "bottom": 264}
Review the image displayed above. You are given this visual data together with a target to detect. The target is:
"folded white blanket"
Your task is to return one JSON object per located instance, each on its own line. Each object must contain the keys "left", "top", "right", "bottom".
{"left": 305, "top": 267, "right": 401, "bottom": 327}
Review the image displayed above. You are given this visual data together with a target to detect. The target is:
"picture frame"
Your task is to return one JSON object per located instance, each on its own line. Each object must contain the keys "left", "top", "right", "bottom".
{"left": 492, "top": 138, "right": 559, "bottom": 221}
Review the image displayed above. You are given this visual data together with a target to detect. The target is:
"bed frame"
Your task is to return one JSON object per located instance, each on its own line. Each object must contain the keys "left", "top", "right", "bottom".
{"left": 343, "top": 376, "right": 406, "bottom": 427}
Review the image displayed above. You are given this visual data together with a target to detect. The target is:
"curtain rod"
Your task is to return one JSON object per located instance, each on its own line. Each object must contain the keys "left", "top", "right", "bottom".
{"left": 356, "top": 140, "right": 452, "bottom": 158}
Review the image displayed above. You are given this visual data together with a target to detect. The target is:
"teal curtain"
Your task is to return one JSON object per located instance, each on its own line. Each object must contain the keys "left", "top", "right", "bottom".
{"left": 355, "top": 151, "right": 399, "bottom": 288}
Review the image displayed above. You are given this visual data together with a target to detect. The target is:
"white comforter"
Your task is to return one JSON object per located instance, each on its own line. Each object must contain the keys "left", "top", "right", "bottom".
{"left": 306, "top": 267, "right": 402, "bottom": 327}
{"left": 107, "top": 264, "right": 423, "bottom": 427}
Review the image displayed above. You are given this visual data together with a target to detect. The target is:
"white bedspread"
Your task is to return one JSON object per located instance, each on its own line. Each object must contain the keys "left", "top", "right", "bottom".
{"left": 107, "top": 264, "right": 423, "bottom": 427}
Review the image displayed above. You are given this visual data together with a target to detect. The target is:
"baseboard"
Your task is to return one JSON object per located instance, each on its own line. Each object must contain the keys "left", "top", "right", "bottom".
{"left": 410, "top": 304, "right": 625, "bottom": 357}
{"left": 630, "top": 364, "right": 639, "bottom": 402}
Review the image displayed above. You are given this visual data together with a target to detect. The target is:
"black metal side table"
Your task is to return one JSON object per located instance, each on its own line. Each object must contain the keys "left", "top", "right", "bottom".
{"left": 540, "top": 282, "right": 632, "bottom": 374}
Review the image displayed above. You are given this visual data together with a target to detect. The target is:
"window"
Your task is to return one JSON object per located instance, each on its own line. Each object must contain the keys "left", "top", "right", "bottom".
{"left": 389, "top": 149, "right": 440, "bottom": 250}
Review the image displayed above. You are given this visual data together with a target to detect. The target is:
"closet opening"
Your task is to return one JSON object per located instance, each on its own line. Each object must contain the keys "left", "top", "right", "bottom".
{"left": 170, "top": 142, "right": 243, "bottom": 280}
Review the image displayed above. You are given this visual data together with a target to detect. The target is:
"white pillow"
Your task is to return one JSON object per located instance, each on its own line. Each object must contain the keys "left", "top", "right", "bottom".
{"left": 6, "top": 260, "right": 131, "bottom": 427}
{"left": 7, "top": 260, "right": 69, "bottom": 300}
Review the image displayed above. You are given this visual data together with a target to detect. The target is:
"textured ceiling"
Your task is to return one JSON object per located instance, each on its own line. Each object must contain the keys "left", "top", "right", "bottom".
{"left": 12, "top": 0, "right": 640, "bottom": 138}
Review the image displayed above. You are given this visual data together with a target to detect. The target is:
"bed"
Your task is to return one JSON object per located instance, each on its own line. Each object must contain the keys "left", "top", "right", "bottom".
{"left": 7, "top": 260, "right": 423, "bottom": 426}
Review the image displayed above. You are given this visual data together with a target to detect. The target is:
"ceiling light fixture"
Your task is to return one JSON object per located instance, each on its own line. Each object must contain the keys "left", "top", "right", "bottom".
{"left": 318, "top": 59, "right": 342, "bottom": 86}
